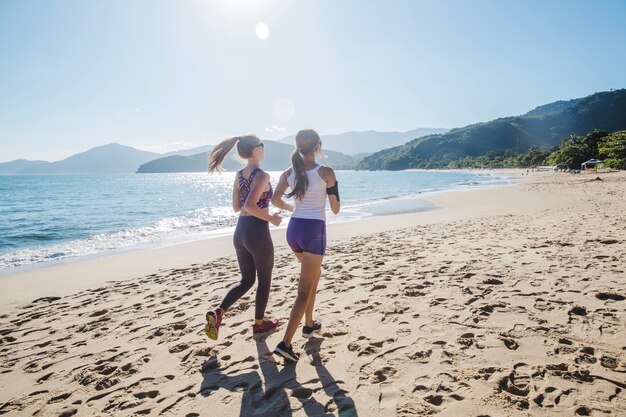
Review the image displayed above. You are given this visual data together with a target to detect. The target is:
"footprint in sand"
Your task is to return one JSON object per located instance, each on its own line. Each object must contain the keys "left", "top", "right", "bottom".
{"left": 407, "top": 349, "right": 432, "bottom": 364}
{"left": 600, "top": 355, "right": 620, "bottom": 370}
{"left": 499, "top": 363, "right": 531, "bottom": 397}
{"left": 532, "top": 385, "right": 574, "bottom": 408}
{"left": 396, "top": 327, "right": 411, "bottom": 337}
{"left": 552, "top": 339, "right": 578, "bottom": 356}
{"left": 413, "top": 372, "right": 472, "bottom": 408}
{"left": 568, "top": 305, "right": 587, "bottom": 317}
{"left": 348, "top": 336, "right": 395, "bottom": 358}
{"left": 371, "top": 366, "right": 397, "bottom": 383}
{"left": 500, "top": 337, "right": 520, "bottom": 350}
{"left": 473, "top": 366, "right": 502, "bottom": 381}
{"left": 595, "top": 292, "right": 625, "bottom": 301}
{"left": 146, "top": 320, "right": 191, "bottom": 342}
{"left": 575, "top": 406, "right": 592, "bottom": 416}
{"left": 575, "top": 346, "right": 597, "bottom": 365}
{"left": 457, "top": 332, "right": 477, "bottom": 349}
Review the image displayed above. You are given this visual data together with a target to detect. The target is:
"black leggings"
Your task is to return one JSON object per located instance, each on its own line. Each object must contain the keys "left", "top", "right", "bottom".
{"left": 219, "top": 215, "right": 274, "bottom": 320}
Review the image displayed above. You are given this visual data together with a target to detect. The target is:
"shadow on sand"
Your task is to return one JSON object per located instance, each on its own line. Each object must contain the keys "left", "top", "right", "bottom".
{"left": 200, "top": 335, "right": 358, "bottom": 417}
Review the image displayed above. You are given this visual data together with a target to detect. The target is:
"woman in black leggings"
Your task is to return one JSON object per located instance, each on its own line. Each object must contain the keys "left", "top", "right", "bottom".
{"left": 205, "top": 134, "right": 284, "bottom": 340}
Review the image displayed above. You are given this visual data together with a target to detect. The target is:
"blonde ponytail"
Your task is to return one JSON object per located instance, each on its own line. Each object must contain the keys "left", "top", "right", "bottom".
{"left": 208, "top": 137, "right": 239, "bottom": 173}
{"left": 208, "top": 134, "right": 261, "bottom": 173}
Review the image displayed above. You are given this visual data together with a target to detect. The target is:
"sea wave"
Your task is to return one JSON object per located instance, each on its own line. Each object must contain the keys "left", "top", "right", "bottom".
{"left": 0, "top": 171, "right": 512, "bottom": 271}
{"left": 0, "top": 207, "right": 239, "bottom": 270}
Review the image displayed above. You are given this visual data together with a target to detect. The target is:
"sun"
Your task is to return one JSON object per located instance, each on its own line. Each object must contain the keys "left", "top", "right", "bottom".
{"left": 255, "top": 22, "right": 270, "bottom": 40}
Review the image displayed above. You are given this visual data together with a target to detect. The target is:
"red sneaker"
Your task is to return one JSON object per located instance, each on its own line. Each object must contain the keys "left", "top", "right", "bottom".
{"left": 205, "top": 308, "right": 222, "bottom": 340}
{"left": 252, "top": 318, "right": 279, "bottom": 335}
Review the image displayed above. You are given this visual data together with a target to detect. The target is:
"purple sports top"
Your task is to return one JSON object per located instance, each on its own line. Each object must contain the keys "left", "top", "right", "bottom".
{"left": 238, "top": 168, "right": 273, "bottom": 209}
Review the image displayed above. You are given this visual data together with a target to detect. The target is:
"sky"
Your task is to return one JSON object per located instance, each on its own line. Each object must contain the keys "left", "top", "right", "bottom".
{"left": 1, "top": 0, "right": 625, "bottom": 162}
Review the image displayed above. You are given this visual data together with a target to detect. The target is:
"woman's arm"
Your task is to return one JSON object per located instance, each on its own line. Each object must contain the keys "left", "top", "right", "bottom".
{"left": 232, "top": 174, "right": 241, "bottom": 213}
{"left": 321, "top": 167, "right": 340, "bottom": 214}
{"left": 271, "top": 170, "right": 295, "bottom": 212}
{"left": 243, "top": 172, "right": 282, "bottom": 226}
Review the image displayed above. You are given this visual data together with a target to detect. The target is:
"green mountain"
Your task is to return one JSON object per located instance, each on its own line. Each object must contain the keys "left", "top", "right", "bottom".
{"left": 523, "top": 97, "right": 582, "bottom": 117}
{"left": 136, "top": 140, "right": 356, "bottom": 173}
{"left": 358, "top": 89, "right": 626, "bottom": 170}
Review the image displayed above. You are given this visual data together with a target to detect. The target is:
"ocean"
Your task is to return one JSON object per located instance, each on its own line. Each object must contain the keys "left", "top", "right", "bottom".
{"left": 0, "top": 170, "right": 511, "bottom": 273}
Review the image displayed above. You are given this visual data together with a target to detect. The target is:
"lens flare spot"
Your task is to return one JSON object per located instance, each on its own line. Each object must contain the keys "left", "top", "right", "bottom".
{"left": 255, "top": 22, "right": 270, "bottom": 40}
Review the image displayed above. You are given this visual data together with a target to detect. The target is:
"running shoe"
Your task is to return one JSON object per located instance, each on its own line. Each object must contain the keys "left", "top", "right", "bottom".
{"left": 204, "top": 308, "right": 222, "bottom": 340}
{"left": 302, "top": 320, "right": 322, "bottom": 338}
{"left": 252, "top": 318, "right": 279, "bottom": 335}
{"left": 274, "top": 341, "right": 299, "bottom": 362}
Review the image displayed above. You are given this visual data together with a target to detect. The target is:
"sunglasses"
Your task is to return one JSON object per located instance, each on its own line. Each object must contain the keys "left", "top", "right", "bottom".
{"left": 255, "top": 142, "right": 264, "bottom": 148}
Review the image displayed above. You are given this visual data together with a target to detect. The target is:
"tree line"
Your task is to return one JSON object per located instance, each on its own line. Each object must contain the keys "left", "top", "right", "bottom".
{"left": 444, "top": 129, "right": 626, "bottom": 170}
{"left": 357, "top": 89, "right": 626, "bottom": 170}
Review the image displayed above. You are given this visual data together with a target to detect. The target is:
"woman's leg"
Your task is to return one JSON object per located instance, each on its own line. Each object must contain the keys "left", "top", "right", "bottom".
{"left": 304, "top": 220, "right": 325, "bottom": 327}
{"left": 245, "top": 221, "right": 274, "bottom": 322}
{"left": 219, "top": 224, "right": 257, "bottom": 313}
{"left": 304, "top": 267, "right": 321, "bottom": 327}
{"left": 283, "top": 252, "right": 324, "bottom": 346}
{"left": 219, "top": 248, "right": 256, "bottom": 312}
{"left": 205, "top": 223, "right": 256, "bottom": 340}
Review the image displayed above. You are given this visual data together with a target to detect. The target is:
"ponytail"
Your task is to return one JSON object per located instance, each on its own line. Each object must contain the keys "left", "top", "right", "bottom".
{"left": 208, "top": 134, "right": 261, "bottom": 172}
{"left": 208, "top": 137, "right": 239, "bottom": 173}
{"left": 286, "top": 149, "right": 309, "bottom": 200}
{"left": 285, "top": 129, "right": 321, "bottom": 199}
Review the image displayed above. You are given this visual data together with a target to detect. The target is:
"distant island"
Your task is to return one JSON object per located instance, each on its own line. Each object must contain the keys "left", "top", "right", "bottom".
{"left": 0, "top": 127, "right": 441, "bottom": 174}
{"left": 0, "top": 144, "right": 161, "bottom": 175}
{"left": 136, "top": 140, "right": 357, "bottom": 173}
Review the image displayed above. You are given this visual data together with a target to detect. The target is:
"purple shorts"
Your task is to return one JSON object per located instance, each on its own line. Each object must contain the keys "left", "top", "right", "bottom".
{"left": 286, "top": 218, "right": 326, "bottom": 256}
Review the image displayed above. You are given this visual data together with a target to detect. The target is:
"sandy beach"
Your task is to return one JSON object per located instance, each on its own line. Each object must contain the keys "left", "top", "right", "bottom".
{"left": 1, "top": 170, "right": 624, "bottom": 417}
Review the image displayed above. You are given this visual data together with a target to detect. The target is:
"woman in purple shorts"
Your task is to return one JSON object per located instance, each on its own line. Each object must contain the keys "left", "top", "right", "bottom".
{"left": 271, "top": 129, "right": 341, "bottom": 362}
{"left": 204, "top": 134, "right": 282, "bottom": 341}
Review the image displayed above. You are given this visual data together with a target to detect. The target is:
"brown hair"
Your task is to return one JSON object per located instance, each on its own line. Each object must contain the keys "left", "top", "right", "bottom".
{"left": 286, "top": 129, "right": 322, "bottom": 200}
{"left": 208, "top": 134, "right": 261, "bottom": 173}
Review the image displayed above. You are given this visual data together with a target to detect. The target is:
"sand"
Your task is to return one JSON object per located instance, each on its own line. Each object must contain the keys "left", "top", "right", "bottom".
{"left": 0, "top": 170, "right": 624, "bottom": 417}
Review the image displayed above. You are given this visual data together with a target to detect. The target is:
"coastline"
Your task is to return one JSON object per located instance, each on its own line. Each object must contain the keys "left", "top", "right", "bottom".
{"left": 0, "top": 169, "right": 517, "bottom": 309}
{"left": 0, "top": 169, "right": 512, "bottom": 274}
{"left": 1, "top": 169, "right": 624, "bottom": 417}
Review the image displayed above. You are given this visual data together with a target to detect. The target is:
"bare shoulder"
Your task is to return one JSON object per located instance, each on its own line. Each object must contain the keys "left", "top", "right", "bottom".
{"left": 318, "top": 166, "right": 336, "bottom": 184}
{"left": 281, "top": 168, "right": 293, "bottom": 179}
{"left": 254, "top": 170, "right": 270, "bottom": 183}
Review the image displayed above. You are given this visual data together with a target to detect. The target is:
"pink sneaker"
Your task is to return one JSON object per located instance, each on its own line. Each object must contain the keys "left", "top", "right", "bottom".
{"left": 205, "top": 308, "right": 222, "bottom": 340}
{"left": 252, "top": 318, "right": 279, "bottom": 335}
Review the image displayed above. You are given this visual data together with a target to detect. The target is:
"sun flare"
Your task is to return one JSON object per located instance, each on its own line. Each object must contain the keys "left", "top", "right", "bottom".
{"left": 255, "top": 22, "right": 270, "bottom": 40}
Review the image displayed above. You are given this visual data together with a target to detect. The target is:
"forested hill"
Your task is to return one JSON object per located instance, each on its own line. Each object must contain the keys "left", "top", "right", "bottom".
{"left": 358, "top": 89, "right": 626, "bottom": 170}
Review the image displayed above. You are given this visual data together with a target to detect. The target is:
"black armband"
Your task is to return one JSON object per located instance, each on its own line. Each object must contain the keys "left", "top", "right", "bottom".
{"left": 326, "top": 181, "right": 340, "bottom": 201}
